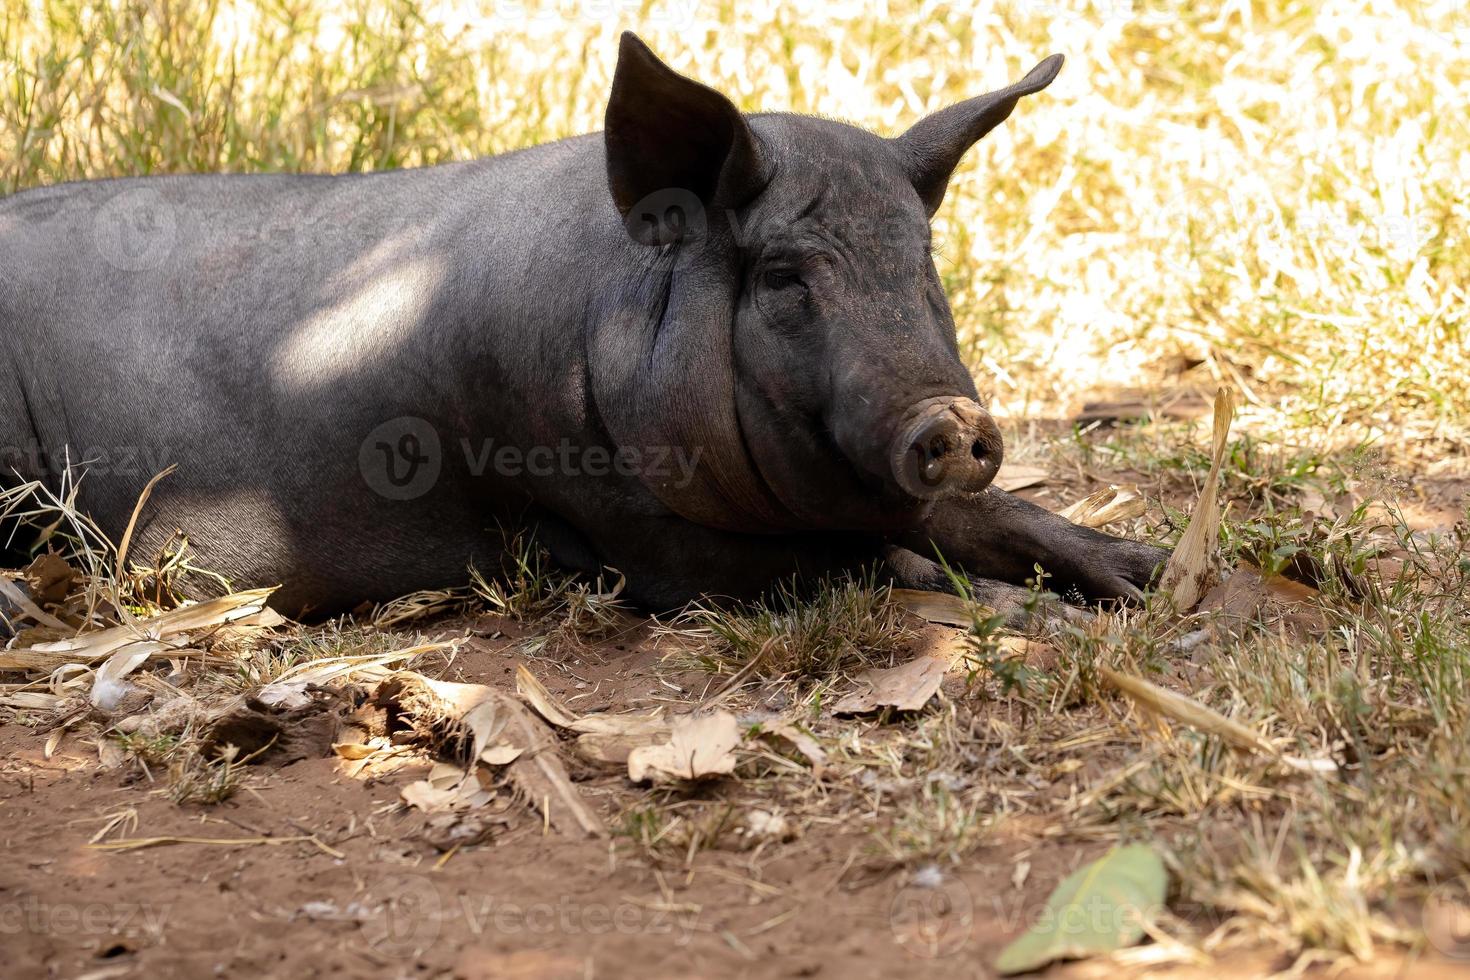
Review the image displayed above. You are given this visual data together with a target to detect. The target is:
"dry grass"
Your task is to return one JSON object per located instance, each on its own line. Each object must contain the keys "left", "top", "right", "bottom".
{"left": 668, "top": 576, "right": 916, "bottom": 681}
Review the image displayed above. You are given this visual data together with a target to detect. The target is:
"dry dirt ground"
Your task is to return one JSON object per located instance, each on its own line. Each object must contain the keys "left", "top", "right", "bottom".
{"left": 5, "top": 628, "right": 1467, "bottom": 980}
{"left": 3, "top": 426, "right": 1469, "bottom": 980}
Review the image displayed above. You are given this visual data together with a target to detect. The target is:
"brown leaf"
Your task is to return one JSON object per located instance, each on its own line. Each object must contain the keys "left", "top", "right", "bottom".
{"left": 399, "top": 782, "right": 451, "bottom": 811}
{"left": 627, "top": 711, "right": 740, "bottom": 783}
{"left": 890, "top": 589, "right": 973, "bottom": 627}
{"left": 23, "top": 553, "right": 77, "bottom": 606}
{"left": 1195, "top": 564, "right": 1326, "bottom": 641}
{"left": 479, "top": 743, "right": 524, "bottom": 766}
{"left": 994, "top": 464, "right": 1050, "bottom": 492}
{"left": 383, "top": 672, "right": 606, "bottom": 838}
{"left": 832, "top": 629, "right": 965, "bottom": 715}
{"left": 332, "top": 725, "right": 377, "bottom": 760}
{"left": 573, "top": 729, "right": 670, "bottom": 766}
{"left": 755, "top": 722, "right": 827, "bottom": 775}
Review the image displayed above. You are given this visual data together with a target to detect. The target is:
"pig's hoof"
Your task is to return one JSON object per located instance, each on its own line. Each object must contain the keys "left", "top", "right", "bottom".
{"left": 1070, "top": 539, "right": 1171, "bottom": 604}
{"left": 965, "top": 578, "right": 1092, "bottom": 629}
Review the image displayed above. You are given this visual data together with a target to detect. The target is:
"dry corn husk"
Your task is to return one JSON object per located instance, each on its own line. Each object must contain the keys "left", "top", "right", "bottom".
{"left": 1056, "top": 484, "right": 1147, "bottom": 529}
{"left": 1157, "top": 387, "right": 1235, "bottom": 610}
{"left": 1100, "top": 666, "right": 1336, "bottom": 774}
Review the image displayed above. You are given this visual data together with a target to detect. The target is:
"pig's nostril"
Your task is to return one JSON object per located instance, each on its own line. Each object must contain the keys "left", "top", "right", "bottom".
{"left": 893, "top": 397, "right": 1005, "bottom": 498}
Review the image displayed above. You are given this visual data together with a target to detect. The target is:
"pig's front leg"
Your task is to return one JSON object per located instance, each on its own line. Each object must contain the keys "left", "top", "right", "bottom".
{"left": 897, "top": 487, "right": 1169, "bottom": 604}
{"left": 879, "top": 545, "right": 1089, "bottom": 627}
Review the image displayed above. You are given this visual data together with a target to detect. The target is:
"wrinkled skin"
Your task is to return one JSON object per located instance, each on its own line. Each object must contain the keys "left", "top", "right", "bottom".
{"left": 0, "top": 33, "right": 1167, "bottom": 619}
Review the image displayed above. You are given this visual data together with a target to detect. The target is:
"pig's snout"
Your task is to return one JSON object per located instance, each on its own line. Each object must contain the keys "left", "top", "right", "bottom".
{"left": 890, "top": 397, "right": 1003, "bottom": 499}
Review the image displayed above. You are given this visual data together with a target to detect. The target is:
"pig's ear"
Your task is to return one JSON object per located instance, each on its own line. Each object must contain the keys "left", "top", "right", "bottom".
{"left": 894, "top": 54, "right": 1064, "bottom": 216}
{"left": 605, "top": 32, "right": 765, "bottom": 245}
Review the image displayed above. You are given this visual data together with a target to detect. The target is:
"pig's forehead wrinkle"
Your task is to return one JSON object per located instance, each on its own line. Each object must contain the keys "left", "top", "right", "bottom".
{"left": 749, "top": 113, "right": 916, "bottom": 195}
{"left": 748, "top": 189, "right": 929, "bottom": 261}
{"left": 744, "top": 118, "right": 928, "bottom": 256}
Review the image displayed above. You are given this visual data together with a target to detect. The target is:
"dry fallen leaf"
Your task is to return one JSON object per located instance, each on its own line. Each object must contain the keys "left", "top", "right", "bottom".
{"left": 23, "top": 553, "right": 77, "bottom": 606}
{"left": 994, "top": 464, "right": 1050, "bottom": 493}
{"left": 382, "top": 671, "right": 605, "bottom": 838}
{"left": 399, "top": 781, "right": 461, "bottom": 813}
{"left": 832, "top": 629, "right": 966, "bottom": 715}
{"left": 627, "top": 711, "right": 740, "bottom": 783}
{"left": 514, "top": 663, "right": 581, "bottom": 729}
{"left": 890, "top": 589, "right": 974, "bottom": 627}
{"left": 331, "top": 734, "right": 377, "bottom": 761}
{"left": 754, "top": 721, "right": 827, "bottom": 776}
{"left": 479, "top": 743, "right": 524, "bottom": 766}
{"left": 574, "top": 729, "right": 671, "bottom": 766}
{"left": 1196, "top": 564, "right": 1325, "bottom": 637}
{"left": 401, "top": 761, "right": 495, "bottom": 813}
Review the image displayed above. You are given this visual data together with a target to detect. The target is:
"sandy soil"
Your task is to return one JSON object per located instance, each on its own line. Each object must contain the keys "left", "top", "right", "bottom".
{"left": 4, "top": 628, "right": 1466, "bottom": 980}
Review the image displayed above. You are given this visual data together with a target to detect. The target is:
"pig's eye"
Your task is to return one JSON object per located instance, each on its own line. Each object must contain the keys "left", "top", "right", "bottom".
{"left": 762, "top": 269, "right": 805, "bottom": 292}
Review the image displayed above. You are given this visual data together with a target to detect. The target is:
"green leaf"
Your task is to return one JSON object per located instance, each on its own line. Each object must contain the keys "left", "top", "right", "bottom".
{"left": 994, "top": 844, "right": 1168, "bottom": 976}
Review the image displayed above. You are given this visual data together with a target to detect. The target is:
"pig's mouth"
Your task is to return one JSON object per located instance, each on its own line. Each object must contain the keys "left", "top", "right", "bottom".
{"left": 888, "top": 396, "right": 1004, "bottom": 500}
